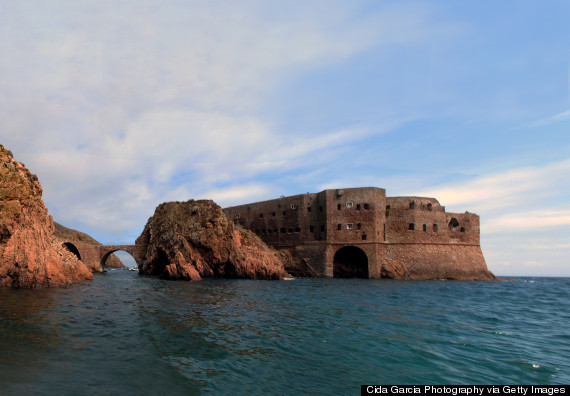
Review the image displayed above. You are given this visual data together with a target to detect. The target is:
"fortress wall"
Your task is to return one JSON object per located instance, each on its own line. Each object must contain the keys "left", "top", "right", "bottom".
{"left": 324, "top": 187, "right": 385, "bottom": 244}
{"left": 382, "top": 243, "right": 494, "bottom": 280}
{"left": 385, "top": 196, "right": 480, "bottom": 245}
{"left": 223, "top": 187, "right": 494, "bottom": 280}
{"left": 224, "top": 193, "right": 319, "bottom": 248}
{"left": 291, "top": 242, "right": 328, "bottom": 276}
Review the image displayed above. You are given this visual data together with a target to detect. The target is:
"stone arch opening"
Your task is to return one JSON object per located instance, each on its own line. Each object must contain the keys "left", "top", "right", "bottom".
{"left": 63, "top": 242, "right": 82, "bottom": 261}
{"left": 333, "top": 246, "right": 368, "bottom": 278}
{"left": 101, "top": 249, "right": 139, "bottom": 270}
{"left": 449, "top": 218, "right": 460, "bottom": 231}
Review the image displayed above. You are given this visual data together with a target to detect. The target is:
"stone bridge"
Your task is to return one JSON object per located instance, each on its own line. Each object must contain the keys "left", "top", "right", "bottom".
{"left": 60, "top": 240, "right": 143, "bottom": 272}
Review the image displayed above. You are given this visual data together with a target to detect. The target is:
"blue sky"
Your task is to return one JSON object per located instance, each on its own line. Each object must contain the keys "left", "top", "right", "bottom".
{"left": 1, "top": 0, "right": 569, "bottom": 276}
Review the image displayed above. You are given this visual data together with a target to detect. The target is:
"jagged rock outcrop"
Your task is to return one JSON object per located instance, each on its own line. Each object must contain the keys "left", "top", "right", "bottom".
{"left": 53, "top": 222, "right": 126, "bottom": 269}
{"left": 136, "top": 200, "right": 288, "bottom": 280}
{"left": 0, "top": 145, "right": 93, "bottom": 287}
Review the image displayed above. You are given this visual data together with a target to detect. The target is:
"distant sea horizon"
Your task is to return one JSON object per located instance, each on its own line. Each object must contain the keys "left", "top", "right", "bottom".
{"left": 1, "top": 272, "right": 568, "bottom": 394}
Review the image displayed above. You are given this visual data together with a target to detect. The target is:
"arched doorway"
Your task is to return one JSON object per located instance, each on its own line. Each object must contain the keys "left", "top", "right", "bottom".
{"left": 333, "top": 246, "right": 369, "bottom": 278}
{"left": 63, "top": 242, "right": 81, "bottom": 261}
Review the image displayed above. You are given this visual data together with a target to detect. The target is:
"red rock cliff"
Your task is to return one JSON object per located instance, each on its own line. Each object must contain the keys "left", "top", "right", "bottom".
{"left": 136, "top": 200, "right": 288, "bottom": 280}
{"left": 0, "top": 145, "right": 93, "bottom": 287}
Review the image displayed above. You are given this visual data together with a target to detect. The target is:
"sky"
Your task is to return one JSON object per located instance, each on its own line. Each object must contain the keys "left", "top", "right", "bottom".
{"left": 1, "top": 0, "right": 569, "bottom": 276}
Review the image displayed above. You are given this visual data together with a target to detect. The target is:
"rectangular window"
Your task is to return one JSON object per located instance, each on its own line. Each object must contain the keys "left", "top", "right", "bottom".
{"left": 320, "top": 225, "right": 325, "bottom": 232}
{"left": 310, "top": 225, "right": 315, "bottom": 233}
{"left": 337, "top": 224, "right": 342, "bottom": 230}
{"left": 346, "top": 223, "right": 353, "bottom": 230}
{"left": 307, "top": 207, "right": 312, "bottom": 212}
{"left": 346, "top": 202, "right": 353, "bottom": 208}
{"left": 259, "top": 213, "right": 263, "bottom": 218}
{"left": 235, "top": 213, "right": 240, "bottom": 218}
{"left": 337, "top": 204, "right": 341, "bottom": 210}
{"left": 363, "top": 203, "right": 370, "bottom": 210}
{"left": 290, "top": 204, "right": 297, "bottom": 209}
{"left": 356, "top": 204, "right": 361, "bottom": 210}
{"left": 357, "top": 223, "right": 361, "bottom": 230}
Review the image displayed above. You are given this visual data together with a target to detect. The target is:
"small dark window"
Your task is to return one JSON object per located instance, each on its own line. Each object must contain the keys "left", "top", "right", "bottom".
{"left": 307, "top": 207, "right": 311, "bottom": 212}
{"left": 386, "top": 205, "right": 391, "bottom": 217}
{"left": 320, "top": 225, "right": 325, "bottom": 232}
{"left": 280, "top": 228, "right": 286, "bottom": 233}
{"left": 319, "top": 206, "right": 323, "bottom": 212}
{"left": 427, "top": 203, "right": 433, "bottom": 211}
{"left": 235, "top": 213, "right": 240, "bottom": 218}
{"left": 433, "top": 224, "right": 438, "bottom": 232}
{"left": 409, "top": 223, "right": 415, "bottom": 230}
{"left": 268, "top": 229, "right": 272, "bottom": 233}
{"left": 274, "top": 228, "right": 278, "bottom": 233}
{"left": 460, "top": 227, "right": 466, "bottom": 233}
{"left": 288, "top": 228, "right": 294, "bottom": 233}
{"left": 363, "top": 203, "right": 370, "bottom": 210}
{"left": 337, "top": 204, "right": 341, "bottom": 210}
{"left": 423, "top": 224, "right": 427, "bottom": 232}
{"left": 356, "top": 204, "right": 361, "bottom": 210}
{"left": 295, "top": 227, "right": 301, "bottom": 233}
{"left": 310, "top": 225, "right": 315, "bottom": 232}
{"left": 337, "top": 224, "right": 342, "bottom": 230}
{"left": 362, "top": 234, "right": 367, "bottom": 240}
{"left": 282, "top": 211, "right": 287, "bottom": 216}
{"left": 357, "top": 223, "right": 361, "bottom": 230}
{"left": 410, "top": 201, "right": 416, "bottom": 209}
{"left": 259, "top": 213, "right": 263, "bottom": 218}
{"left": 272, "top": 212, "right": 276, "bottom": 217}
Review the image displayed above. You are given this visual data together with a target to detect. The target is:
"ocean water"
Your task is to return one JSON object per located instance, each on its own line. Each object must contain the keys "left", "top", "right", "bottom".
{"left": 0, "top": 272, "right": 568, "bottom": 395}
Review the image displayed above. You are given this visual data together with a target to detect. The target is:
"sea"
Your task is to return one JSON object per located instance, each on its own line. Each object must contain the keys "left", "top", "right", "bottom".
{"left": 0, "top": 271, "right": 568, "bottom": 395}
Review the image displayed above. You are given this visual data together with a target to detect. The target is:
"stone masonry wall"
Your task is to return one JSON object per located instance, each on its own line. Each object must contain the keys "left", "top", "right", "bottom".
{"left": 223, "top": 187, "right": 494, "bottom": 280}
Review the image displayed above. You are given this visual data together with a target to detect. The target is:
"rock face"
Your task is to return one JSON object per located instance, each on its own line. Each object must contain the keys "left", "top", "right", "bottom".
{"left": 136, "top": 200, "right": 288, "bottom": 280}
{"left": 53, "top": 222, "right": 126, "bottom": 269}
{"left": 0, "top": 145, "right": 93, "bottom": 287}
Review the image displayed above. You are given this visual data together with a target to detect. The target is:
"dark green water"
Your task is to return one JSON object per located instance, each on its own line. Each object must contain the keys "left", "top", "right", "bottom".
{"left": 0, "top": 272, "right": 568, "bottom": 395}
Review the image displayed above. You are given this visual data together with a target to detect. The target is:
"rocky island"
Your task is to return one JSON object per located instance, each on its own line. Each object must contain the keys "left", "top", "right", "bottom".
{"left": 136, "top": 200, "right": 288, "bottom": 280}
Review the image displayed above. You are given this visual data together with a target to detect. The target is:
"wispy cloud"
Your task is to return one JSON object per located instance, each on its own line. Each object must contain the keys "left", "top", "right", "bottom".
{"left": 524, "top": 109, "right": 570, "bottom": 128}
{"left": 416, "top": 158, "right": 570, "bottom": 216}
{"left": 484, "top": 209, "right": 570, "bottom": 234}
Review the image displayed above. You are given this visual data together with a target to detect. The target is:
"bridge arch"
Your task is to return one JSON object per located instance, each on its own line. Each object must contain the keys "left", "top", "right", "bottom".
{"left": 99, "top": 245, "right": 140, "bottom": 270}
{"left": 333, "top": 246, "right": 369, "bottom": 278}
{"left": 62, "top": 242, "right": 82, "bottom": 261}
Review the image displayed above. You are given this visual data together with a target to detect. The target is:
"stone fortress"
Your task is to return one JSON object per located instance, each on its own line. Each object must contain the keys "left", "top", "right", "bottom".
{"left": 223, "top": 187, "right": 495, "bottom": 280}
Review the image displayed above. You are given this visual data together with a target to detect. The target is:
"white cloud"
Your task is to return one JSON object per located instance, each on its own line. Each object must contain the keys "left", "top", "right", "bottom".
{"left": 484, "top": 209, "right": 570, "bottom": 234}
{"left": 416, "top": 158, "right": 570, "bottom": 216}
